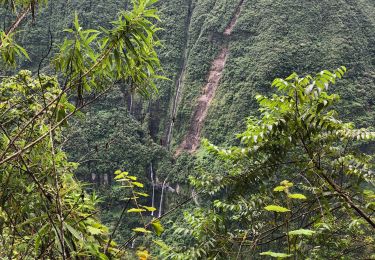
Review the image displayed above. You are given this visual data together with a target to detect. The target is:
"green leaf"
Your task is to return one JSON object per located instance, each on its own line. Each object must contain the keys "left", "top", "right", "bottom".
{"left": 143, "top": 206, "right": 157, "bottom": 212}
{"left": 127, "top": 175, "right": 137, "bottom": 180}
{"left": 273, "top": 186, "right": 286, "bottom": 192}
{"left": 64, "top": 223, "right": 82, "bottom": 241}
{"left": 264, "top": 205, "right": 290, "bottom": 213}
{"left": 114, "top": 171, "right": 128, "bottom": 179}
{"left": 34, "top": 224, "right": 49, "bottom": 252}
{"left": 285, "top": 72, "right": 298, "bottom": 81}
{"left": 288, "top": 229, "right": 316, "bottom": 236}
{"left": 280, "top": 180, "right": 293, "bottom": 187}
{"left": 132, "top": 181, "right": 144, "bottom": 188}
{"left": 133, "top": 227, "right": 151, "bottom": 233}
{"left": 153, "top": 239, "right": 170, "bottom": 250}
{"left": 127, "top": 208, "right": 146, "bottom": 213}
{"left": 16, "top": 44, "right": 30, "bottom": 60}
{"left": 87, "top": 226, "right": 103, "bottom": 235}
{"left": 288, "top": 193, "right": 307, "bottom": 200}
{"left": 135, "top": 192, "right": 149, "bottom": 197}
{"left": 151, "top": 220, "right": 164, "bottom": 236}
{"left": 260, "top": 251, "right": 293, "bottom": 258}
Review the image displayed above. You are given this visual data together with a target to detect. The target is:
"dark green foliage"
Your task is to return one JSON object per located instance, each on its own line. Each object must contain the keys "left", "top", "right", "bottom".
{"left": 3, "top": 0, "right": 375, "bottom": 147}
{"left": 0, "top": 0, "right": 166, "bottom": 257}
{"left": 0, "top": 71, "right": 120, "bottom": 258}
{"left": 164, "top": 68, "right": 375, "bottom": 259}
{"left": 2, "top": 0, "right": 375, "bottom": 258}
{"left": 192, "top": 0, "right": 375, "bottom": 146}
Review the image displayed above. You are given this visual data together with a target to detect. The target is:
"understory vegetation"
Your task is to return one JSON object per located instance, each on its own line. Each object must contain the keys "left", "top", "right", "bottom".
{"left": 0, "top": 0, "right": 374, "bottom": 259}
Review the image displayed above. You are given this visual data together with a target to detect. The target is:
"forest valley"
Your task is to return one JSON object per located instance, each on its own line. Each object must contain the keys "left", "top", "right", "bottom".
{"left": 0, "top": 0, "right": 374, "bottom": 259}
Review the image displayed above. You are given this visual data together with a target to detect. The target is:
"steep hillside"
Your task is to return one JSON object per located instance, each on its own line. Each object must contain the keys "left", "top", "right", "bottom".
{"left": 177, "top": 0, "right": 244, "bottom": 154}
{"left": 5, "top": 0, "right": 374, "bottom": 150}
{"left": 2, "top": 0, "right": 374, "bottom": 245}
{"left": 171, "top": 0, "right": 375, "bottom": 149}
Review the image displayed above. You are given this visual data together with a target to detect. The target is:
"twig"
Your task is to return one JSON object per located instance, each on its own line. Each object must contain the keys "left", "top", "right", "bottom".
{"left": 104, "top": 198, "right": 131, "bottom": 255}
{"left": 0, "top": 4, "right": 31, "bottom": 48}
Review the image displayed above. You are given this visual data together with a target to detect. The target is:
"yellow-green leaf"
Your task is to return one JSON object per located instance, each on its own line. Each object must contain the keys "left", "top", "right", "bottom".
{"left": 136, "top": 249, "right": 150, "bottom": 259}
{"left": 114, "top": 171, "right": 128, "bottom": 179}
{"left": 288, "top": 193, "right": 307, "bottom": 200}
{"left": 135, "top": 192, "right": 149, "bottom": 197}
{"left": 264, "top": 205, "right": 290, "bottom": 213}
{"left": 127, "top": 176, "right": 137, "bottom": 181}
{"left": 132, "top": 182, "right": 144, "bottom": 188}
{"left": 288, "top": 229, "right": 316, "bottom": 236}
{"left": 260, "top": 251, "right": 293, "bottom": 258}
{"left": 273, "top": 186, "right": 286, "bottom": 192}
{"left": 280, "top": 180, "right": 293, "bottom": 187}
{"left": 127, "top": 208, "right": 146, "bottom": 213}
{"left": 151, "top": 220, "right": 164, "bottom": 236}
{"left": 143, "top": 206, "right": 157, "bottom": 212}
{"left": 153, "top": 239, "right": 170, "bottom": 250}
{"left": 133, "top": 227, "right": 151, "bottom": 233}
{"left": 87, "top": 226, "right": 103, "bottom": 235}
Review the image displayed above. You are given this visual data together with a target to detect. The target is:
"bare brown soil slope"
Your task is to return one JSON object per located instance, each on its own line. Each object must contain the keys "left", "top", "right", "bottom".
{"left": 176, "top": 0, "right": 244, "bottom": 155}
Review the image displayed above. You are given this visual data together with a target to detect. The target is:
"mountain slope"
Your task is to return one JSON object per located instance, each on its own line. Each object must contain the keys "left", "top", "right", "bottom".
{"left": 170, "top": 0, "right": 375, "bottom": 148}
{"left": 2, "top": 0, "right": 374, "bottom": 243}
{"left": 5, "top": 0, "right": 374, "bottom": 150}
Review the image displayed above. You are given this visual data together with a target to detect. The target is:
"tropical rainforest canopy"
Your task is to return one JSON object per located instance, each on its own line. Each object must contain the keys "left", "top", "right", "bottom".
{"left": 0, "top": 0, "right": 374, "bottom": 259}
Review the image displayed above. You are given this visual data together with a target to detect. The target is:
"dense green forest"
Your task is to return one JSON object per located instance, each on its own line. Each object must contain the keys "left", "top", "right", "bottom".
{"left": 0, "top": 0, "right": 374, "bottom": 258}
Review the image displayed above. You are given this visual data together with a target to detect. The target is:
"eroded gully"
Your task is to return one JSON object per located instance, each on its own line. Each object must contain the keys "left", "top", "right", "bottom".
{"left": 176, "top": 0, "right": 245, "bottom": 155}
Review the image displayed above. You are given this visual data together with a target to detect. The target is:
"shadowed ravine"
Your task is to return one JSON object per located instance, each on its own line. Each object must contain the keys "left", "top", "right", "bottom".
{"left": 176, "top": 0, "right": 244, "bottom": 155}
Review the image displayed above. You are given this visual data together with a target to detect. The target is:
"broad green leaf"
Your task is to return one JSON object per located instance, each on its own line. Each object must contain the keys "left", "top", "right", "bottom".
{"left": 114, "top": 171, "right": 128, "bottom": 179}
{"left": 151, "top": 219, "right": 164, "bottom": 236}
{"left": 285, "top": 72, "right": 298, "bottom": 81}
{"left": 143, "top": 206, "right": 157, "bottom": 212}
{"left": 273, "top": 186, "right": 285, "bottom": 192}
{"left": 153, "top": 239, "right": 170, "bottom": 250}
{"left": 260, "top": 251, "right": 293, "bottom": 258}
{"left": 288, "top": 193, "right": 307, "bottom": 200}
{"left": 132, "top": 181, "right": 144, "bottom": 188}
{"left": 133, "top": 227, "right": 151, "bottom": 233}
{"left": 87, "top": 226, "right": 103, "bottom": 235}
{"left": 288, "top": 229, "right": 316, "bottom": 236}
{"left": 127, "top": 175, "right": 137, "bottom": 180}
{"left": 264, "top": 205, "right": 290, "bottom": 213}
